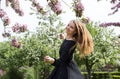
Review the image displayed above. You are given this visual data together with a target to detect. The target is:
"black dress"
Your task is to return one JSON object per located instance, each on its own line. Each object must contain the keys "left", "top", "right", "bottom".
{"left": 48, "top": 39, "right": 84, "bottom": 79}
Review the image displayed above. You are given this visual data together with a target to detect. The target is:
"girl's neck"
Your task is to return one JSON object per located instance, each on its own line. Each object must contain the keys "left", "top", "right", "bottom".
{"left": 66, "top": 35, "right": 73, "bottom": 40}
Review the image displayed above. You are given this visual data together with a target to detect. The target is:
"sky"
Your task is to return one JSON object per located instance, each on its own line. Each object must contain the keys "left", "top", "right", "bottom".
{"left": 0, "top": 0, "right": 120, "bottom": 42}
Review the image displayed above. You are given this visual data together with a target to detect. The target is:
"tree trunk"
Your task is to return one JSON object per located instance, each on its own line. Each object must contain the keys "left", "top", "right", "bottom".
{"left": 85, "top": 57, "right": 92, "bottom": 79}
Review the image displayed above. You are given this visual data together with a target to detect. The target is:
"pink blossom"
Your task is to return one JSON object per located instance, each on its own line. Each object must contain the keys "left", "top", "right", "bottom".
{"left": 54, "top": 2, "right": 62, "bottom": 14}
{"left": 48, "top": 1, "right": 62, "bottom": 15}
{"left": 0, "top": 9, "right": 10, "bottom": 26}
{"left": 99, "top": 22, "right": 120, "bottom": 27}
{"left": 15, "top": 9, "right": 24, "bottom": 16}
{"left": 20, "top": 24, "right": 27, "bottom": 32}
{"left": 6, "top": 0, "right": 9, "bottom": 6}
{"left": 0, "top": 9, "right": 6, "bottom": 18}
{"left": 12, "top": 23, "right": 21, "bottom": 32}
{"left": 110, "top": 0, "right": 117, "bottom": 3}
{"left": 11, "top": 0, "right": 20, "bottom": 10}
{"left": 11, "top": 38, "right": 17, "bottom": 46}
{"left": 48, "top": 2, "right": 53, "bottom": 7}
{"left": 109, "top": 2, "right": 120, "bottom": 15}
{"left": 11, "top": 38, "right": 21, "bottom": 48}
{"left": 31, "top": 0, "right": 45, "bottom": 14}
{"left": 75, "top": 2, "right": 84, "bottom": 11}
{"left": 32, "top": 0, "right": 37, "bottom": 7}
{"left": 36, "top": 3, "right": 43, "bottom": 12}
{"left": 2, "top": 32, "right": 11, "bottom": 38}
{"left": 74, "top": 1, "right": 84, "bottom": 17}
{"left": 12, "top": 23, "right": 28, "bottom": 33}
{"left": 3, "top": 16, "right": 10, "bottom": 26}
{"left": 9, "top": 0, "right": 24, "bottom": 16}
{"left": 19, "top": 9, "right": 24, "bottom": 16}
{"left": 8, "top": 0, "right": 12, "bottom": 2}
{"left": 50, "top": 0, "right": 58, "bottom": 5}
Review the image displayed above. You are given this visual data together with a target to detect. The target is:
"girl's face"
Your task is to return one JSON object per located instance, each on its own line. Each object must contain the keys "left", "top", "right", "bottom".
{"left": 65, "top": 21, "right": 77, "bottom": 36}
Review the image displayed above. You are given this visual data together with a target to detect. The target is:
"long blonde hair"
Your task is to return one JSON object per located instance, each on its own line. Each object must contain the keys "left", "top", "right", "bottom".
{"left": 73, "top": 20, "right": 94, "bottom": 57}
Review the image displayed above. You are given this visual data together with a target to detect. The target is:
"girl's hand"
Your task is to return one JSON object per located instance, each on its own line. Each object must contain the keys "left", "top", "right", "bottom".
{"left": 44, "top": 55, "right": 55, "bottom": 64}
{"left": 60, "top": 33, "right": 65, "bottom": 39}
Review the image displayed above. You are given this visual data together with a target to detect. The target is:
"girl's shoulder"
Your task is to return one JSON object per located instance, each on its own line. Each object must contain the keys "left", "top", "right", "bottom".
{"left": 64, "top": 39, "right": 76, "bottom": 43}
{"left": 65, "top": 38, "right": 76, "bottom": 42}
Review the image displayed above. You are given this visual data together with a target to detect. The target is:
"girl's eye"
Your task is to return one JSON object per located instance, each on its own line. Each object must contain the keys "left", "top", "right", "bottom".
{"left": 70, "top": 26, "right": 73, "bottom": 29}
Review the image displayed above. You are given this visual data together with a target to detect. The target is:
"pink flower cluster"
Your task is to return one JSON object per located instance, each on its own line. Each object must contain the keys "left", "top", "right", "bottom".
{"left": 0, "top": 9, "right": 10, "bottom": 26}
{"left": 48, "top": 0, "right": 62, "bottom": 15}
{"left": 6, "top": 0, "right": 24, "bottom": 16}
{"left": 110, "top": 0, "right": 117, "bottom": 3}
{"left": 3, "top": 16, "right": 10, "bottom": 26}
{"left": 99, "top": 22, "right": 120, "bottom": 27}
{"left": 74, "top": 1, "right": 84, "bottom": 17}
{"left": 31, "top": 0, "right": 45, "bottom": 14}
{"left": 12, "top": 23, "right": 27, "bottom": 33}
{"left": 0, "top": 9, "right": 6, "bottom": 17}
{"left": 11, "top": 38, "right": 21, "bottom": 48}
{"left": 2, "top": 32, "right": 11, "bottom": 38}
{"left": 109, "top": 2, "right": 120, "bottom": 15}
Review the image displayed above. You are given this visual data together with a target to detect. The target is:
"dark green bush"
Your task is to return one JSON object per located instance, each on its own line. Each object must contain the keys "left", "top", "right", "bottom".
{"left": 82, "top": 72, "right": 120, "bottom": 79}
{"left": 112, "top": 75, "right": 120, "bottom": 79}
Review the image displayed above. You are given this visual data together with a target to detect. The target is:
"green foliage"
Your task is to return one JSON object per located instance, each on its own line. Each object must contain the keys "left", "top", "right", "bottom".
{"left": 112, "top": 75, "right": 120, "bottom": 79}
{"left": 0, "top": 10, "right": 64, "bottom": 79}
{"left": 86, "top": 22, "right": 119, "bottom": 70}
{"left": 75, "top": 22, "right": 120, "bottom": 79}
{"left": 18, "top": 66, "right": 34, "bottom": 79}
{"left": 82, "top": 72, "right": 120, "bottom": 79}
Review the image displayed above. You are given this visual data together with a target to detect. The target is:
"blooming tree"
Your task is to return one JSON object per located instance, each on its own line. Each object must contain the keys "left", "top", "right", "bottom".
{"left": 0, "top": 0, "right": 28, "bottom": 48}
{"left": 98, "top": 0, "right": 120, "bottom": 27}
{"left": 48, "top": 0, "right": 62, "bottom": 15}
{"left": 0, "top": 0, "right": 119, "bottom": 48}
{"left": 109, "top": 0, "right": 120, "bottom": 15}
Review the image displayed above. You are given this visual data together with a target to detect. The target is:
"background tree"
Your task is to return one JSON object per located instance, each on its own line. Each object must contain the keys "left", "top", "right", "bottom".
{"left": 0, "top": 10, "right": 64, "bottom": 79}
{"left": 0, "top": 0, "right": 119, "bottom": 79}
{"left": 75, "top": 22, "right": 119, "bottom": 79}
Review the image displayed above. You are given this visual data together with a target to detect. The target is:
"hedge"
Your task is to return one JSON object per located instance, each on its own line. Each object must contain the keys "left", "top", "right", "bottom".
{"left": 82, "top": 72, "right": 120, "bottom": 79}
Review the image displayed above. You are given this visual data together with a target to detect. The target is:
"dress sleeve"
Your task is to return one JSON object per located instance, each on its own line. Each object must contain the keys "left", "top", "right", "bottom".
{"left": 52, "top": 41, "right": 76, "bottom": 66}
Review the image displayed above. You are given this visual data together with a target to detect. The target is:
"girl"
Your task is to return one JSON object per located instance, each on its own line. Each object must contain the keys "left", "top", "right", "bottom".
{"left": 44, "top": 20, "right": 94, "bottom": 79}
